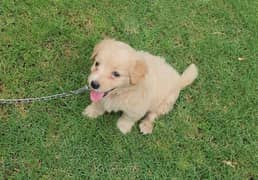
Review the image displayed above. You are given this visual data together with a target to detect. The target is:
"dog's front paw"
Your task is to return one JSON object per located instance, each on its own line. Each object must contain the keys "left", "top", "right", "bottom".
{"left": 139, "top": 121, "right": 153, "bottom": 135}
{"left": 82, "top": 104, "right": 104, "bottom": 118}
{"left": 117, "top": 118, "right": 134, "bottom": 134}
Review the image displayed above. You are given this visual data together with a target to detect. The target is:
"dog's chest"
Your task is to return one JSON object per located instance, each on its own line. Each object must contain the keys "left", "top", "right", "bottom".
{"left": 101, "top": 94, "right": 130, "bottom": 113}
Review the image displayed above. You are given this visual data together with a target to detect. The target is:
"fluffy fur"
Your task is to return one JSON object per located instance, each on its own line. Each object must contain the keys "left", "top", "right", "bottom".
{"left": 83, "top": 39, "right": 198, "bottom": 134}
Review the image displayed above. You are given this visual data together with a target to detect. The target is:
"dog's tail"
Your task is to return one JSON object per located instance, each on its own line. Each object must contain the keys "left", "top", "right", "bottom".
{"left": 178, "top": 64, "right": 198, "bottom": 89}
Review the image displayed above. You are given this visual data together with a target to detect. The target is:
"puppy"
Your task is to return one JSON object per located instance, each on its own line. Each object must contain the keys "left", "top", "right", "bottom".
{"left": 83, "top": 39, "right": 198, "bottom": 134}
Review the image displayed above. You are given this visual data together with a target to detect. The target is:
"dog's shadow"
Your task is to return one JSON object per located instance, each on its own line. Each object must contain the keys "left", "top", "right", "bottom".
{"left": 93, "top": 111, "right": 152, "bottom": 136}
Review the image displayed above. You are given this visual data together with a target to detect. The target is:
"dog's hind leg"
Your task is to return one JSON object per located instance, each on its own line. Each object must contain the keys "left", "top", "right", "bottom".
{"left": 156, "top": 90, "right": 180, "bottom": 115}
{"left": 139, "top": 91, "right": 180, "bottom": 134}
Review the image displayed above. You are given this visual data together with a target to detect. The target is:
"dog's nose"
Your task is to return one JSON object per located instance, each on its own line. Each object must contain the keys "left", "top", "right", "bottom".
{"left": 91, "top": 80, "right": 100, "bottom": 89}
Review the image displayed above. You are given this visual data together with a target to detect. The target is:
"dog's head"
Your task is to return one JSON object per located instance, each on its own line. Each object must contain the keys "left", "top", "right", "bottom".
{"left": 88, "top": 39, "right": 147, "bottom": 102}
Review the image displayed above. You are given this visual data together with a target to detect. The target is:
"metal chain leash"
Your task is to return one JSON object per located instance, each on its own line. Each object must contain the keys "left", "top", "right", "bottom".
{"left": 0, "top": 85, "right": 89, "bottom": 105}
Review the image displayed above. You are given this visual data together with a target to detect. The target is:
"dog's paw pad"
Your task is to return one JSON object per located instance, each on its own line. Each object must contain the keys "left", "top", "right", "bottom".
{"left": 139, "top": 121, "right": 153, "bottom": 134}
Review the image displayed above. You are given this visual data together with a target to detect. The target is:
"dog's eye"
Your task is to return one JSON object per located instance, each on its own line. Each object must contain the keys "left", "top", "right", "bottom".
{"left": 95, "top": 61, "right": 99, "bottom": 67}
{"left": 112, "top": 71, "right": 120, "bottom": 78}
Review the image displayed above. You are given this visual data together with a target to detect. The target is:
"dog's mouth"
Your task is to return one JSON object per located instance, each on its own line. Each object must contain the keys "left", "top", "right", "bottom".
{"left": 90, "top": 88, "right": 115, "bottom": 102}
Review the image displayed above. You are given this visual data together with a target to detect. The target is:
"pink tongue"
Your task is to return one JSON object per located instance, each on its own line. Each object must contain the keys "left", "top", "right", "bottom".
{"left": 90, "top": 91, "right": 105, "bottom": 102}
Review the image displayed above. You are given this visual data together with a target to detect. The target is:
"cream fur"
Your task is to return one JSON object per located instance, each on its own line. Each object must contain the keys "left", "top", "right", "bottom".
{"left": 83, "top": 39, "right": 198, "bottom": 134}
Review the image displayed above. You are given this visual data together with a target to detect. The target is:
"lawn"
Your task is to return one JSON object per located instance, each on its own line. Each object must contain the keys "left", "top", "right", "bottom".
{"left": 0, "top": 0, "right": 257, "bottom": 179}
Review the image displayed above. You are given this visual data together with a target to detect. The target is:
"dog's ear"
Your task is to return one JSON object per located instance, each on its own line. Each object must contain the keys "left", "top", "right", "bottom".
{"left": 91, "top": 43, "right": 101, "bottom": 60}
{"left": 130, "top": 60, "right": 148, "bottom": 85}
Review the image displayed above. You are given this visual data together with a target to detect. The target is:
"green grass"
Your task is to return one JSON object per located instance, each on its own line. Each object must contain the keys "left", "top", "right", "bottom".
{"left": 0, "top": 0, "right": 257, "bottom": 179}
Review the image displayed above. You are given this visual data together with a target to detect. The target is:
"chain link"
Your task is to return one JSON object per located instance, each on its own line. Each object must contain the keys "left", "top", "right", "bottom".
{"left": 0, "top": 85, "right": 89, "bottom": 105}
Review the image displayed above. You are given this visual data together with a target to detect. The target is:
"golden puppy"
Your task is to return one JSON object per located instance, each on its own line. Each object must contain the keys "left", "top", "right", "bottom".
{"left": 83, "top": 39, "right": 198, "bottom": 134}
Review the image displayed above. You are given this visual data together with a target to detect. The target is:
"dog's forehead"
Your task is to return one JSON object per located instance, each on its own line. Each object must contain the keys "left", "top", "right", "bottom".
{"left": 97, "top": 49, "right": 133, "bottom": 67}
